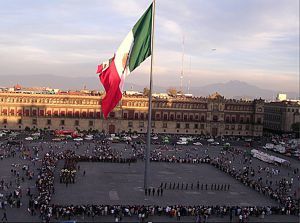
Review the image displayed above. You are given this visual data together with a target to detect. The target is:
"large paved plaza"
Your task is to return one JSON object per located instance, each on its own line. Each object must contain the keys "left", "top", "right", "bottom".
{"left": 0, "top": 134, "right": 299, "bottom": 222}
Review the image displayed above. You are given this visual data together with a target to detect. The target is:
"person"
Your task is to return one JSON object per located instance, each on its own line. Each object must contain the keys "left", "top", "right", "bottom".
{"left": 1, "top": 212, "right": 7, "bottom": 222}
{"left": 176, "top": 210, "right": 181, "bottom": 221}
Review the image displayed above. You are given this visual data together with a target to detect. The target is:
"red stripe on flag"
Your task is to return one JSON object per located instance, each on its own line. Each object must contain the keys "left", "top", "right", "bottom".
{"left": 97, "top": 58, "right": 122, "bottom": 119}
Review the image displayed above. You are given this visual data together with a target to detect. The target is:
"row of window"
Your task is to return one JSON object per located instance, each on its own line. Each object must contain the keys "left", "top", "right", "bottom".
{"left": 265, "top": 107, "right": 299, "bottom": 113}
{"left": 1, "top": 109, "right": 102, "bottom": 118}
{"left": 0, "top": 97, "right": 99, "bottom": 105}
{"left": 225, "top": 124, "right": 250, "bottom": 131}
{"left": 2, "top": 118, "right": 94, "bottom": 127}
{"left": 127, "top": 121, "right": 207, "bottom": 130}
{"left": 264, "top": 114, "right": 281, "bottom": 121}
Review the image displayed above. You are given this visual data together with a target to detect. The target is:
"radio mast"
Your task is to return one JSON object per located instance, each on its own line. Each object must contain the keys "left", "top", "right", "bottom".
{"left": 180, "top": 35, "right": 184, "bottom": 93}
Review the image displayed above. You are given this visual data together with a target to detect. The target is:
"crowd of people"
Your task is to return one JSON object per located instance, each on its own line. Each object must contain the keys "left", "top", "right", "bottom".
{"left": 42, "top": 204, "right": 299, "bottom": 222}
{"left": 210, "top": 148, "right": 298, "bottom": 215}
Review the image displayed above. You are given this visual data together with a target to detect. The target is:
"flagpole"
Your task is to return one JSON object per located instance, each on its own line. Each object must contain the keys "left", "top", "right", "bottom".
{"left": 144, "top": 0, "right": 155, "bottom": 190}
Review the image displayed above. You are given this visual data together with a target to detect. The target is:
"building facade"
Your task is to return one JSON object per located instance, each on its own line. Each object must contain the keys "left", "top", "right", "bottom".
{"left": 264, "top": 101, "right": 300, "bottom": 133}
{"left": 0, "top": 92, "right": 264, "bottom": 136}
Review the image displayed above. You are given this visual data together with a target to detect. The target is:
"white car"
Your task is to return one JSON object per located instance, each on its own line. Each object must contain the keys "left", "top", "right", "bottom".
{"left": 152, "top": 136, "right": 158, "bottom": 140}
{"left": 207, "top": 138, "right": 214, "bottom": 143}
{"left": 211, "top": 142, "right": 220, "bottom": 145}
{"left": 177, "top": 141, "right": 188, "bottom": 145}
{"left": 193, "top": 142, "right": 203, "bottom": 146}
{"left": 25, "top": 137, "right": 33, "bottom": 141}
{"left": 73, "top": 138, "right": 83, "bottom": 141}
{"left": 131, "top": 135, "right": 139, "bottom": 139}
{"left": 84, "top": 135, "right": 94, "bottom": 140}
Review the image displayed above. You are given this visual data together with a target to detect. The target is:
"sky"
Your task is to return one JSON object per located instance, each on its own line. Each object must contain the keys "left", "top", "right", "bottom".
{"left": 0, "top": 0, "right": 299, "bottom": 92}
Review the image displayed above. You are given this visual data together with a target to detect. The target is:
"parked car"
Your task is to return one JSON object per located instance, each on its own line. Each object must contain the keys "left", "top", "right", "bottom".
{"left": 193, "top": 142, "right": 203, "bottom": 146}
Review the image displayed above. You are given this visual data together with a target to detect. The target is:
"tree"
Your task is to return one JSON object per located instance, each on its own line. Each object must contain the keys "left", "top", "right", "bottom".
{"left": 143, "top": 87, "right": 150, "bottom": 96}
{"left": 167, "top": 87, "right": 178, "bottom": 96}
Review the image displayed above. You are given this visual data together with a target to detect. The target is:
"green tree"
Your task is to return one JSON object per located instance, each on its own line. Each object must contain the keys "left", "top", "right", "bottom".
{"left": 291, "top": 122, "right": 300, "bottom": 137}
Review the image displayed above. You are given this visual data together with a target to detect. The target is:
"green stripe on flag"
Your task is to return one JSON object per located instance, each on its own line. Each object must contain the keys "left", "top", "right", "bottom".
{"left": 129, "top": 3, "right": 152, "bottom": 72}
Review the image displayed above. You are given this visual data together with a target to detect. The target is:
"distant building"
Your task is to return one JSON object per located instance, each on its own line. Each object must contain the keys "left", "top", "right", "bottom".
{"left": 276, "top": 93, "right": 287, "bottom": 101}
{"left": 0, "top": 91, "right": 264, "bottom": 136}
{"left": 264, "top": 100, "right": 300, "bottom": 132}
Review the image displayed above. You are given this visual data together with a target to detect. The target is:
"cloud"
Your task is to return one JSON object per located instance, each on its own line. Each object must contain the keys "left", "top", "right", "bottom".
{"left": 0, "top": 0, "right": 298, "bottom": 93}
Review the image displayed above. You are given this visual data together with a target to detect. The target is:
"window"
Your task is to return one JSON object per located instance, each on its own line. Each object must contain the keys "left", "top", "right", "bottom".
{"left": 170, "top": 114, "right": 174, "bottom": 120}
{"left": 3, "top": 119, "right": 7, "bottom": 124}
{"left": 155, "top": 113, "right": 160, "bottom": 120}
{"left": 176, "top": 115, "right": 181, "bottom": 120}
{"left": 2, "top": 109, "right": 8, "bottom": 116}
{"left": 18, "top": 119, "right": 22, "bottom": 124}
{"left": 200, "top": 116, "right": 205, "bottom": 122}
{"left": 39, "top": 110, "right": 44, "bottom": 116}
{"left": 151, "top": 122, "right": 155, "bottom": 127}
{"left": 231, "top": 125, "right": 235, "bottom": 130}
{"left": 257, "top": 117, "right": 262, "bottom": 124}
{"left": 54, "top": 111, "right": 58, "bottom": 117}
{"left": 60, "top": 120, "right": 65, "bottom": 126}
{"left": 189, "top": 115, "right": 193, "bottom": 121}
{"left": 185, "top": 123, "right": 189, "bottom": 129}
{"left": 194, "top": 123, "right": 198, "bottom": 129}
{"left": 96, "top": 112, "right": 101, "bottom": 118}
{"left": 225, "top": 117, "right": 230, "bottom": 123}
{"left": 225, "top": 125, "right": 229, "bottom": 130}
{"left": 128, "top": 121, "right": 133, "bottom": 127}
{"left": 163, "top": 122, "right": 167, "bottom": 128}
{"left": 32, "top": 119, "right": 37, "bottom": 125}
{"left": 163, "top": 114, "right": 168, "bottom": 120}
{"left": 123, "top": 113, "right": 128, "bottom": 119}
{"left": 176, "top": 123, "right": 180, "bottom": 128}
{"left": 200, "top": 124, "right": 204, "bottom": 129}
{"left": 240, "top": 117, "right": 244, "bottom": 123}
{"left": 139, "top": 122, "right": 144, "bottom": 127}
{"left": 183, "top": 115, "right": 188, "bottom": 121}
{"left": 195, "top": 115, "right": 199, "bottom": 120}
{"left": 231, "top": 117, "right": 236, "bottom": 123}
{"left": 47, "top": 119, "right": 51, "bottom": 125}
{"left": 134, "top": 113, "right": 139, "bottom": 119}
{"left": 89, "top": 120, "right": 94, "bottom": 127}
{"left": 238, "top": 125, "right": 242, "bottom": 130}
{"left": 213, "top": 115, "right": 218, "bottom": 121}
{"left": 75, "top": 120, "right": 79, "bottom": 126}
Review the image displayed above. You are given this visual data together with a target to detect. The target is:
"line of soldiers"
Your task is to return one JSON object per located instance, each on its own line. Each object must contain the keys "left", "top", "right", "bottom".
{"left": 144, "top": 187, "right": 164, "bottom": 196}
{"left": 160, "top": 182, "right": 231, "bottom": 191}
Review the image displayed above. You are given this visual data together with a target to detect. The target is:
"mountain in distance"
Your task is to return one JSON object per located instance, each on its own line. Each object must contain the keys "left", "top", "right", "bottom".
{"left": 188, "top": 80, "right": 298, "bottom": 100}
{"left": 0, "top": 75, "right": 297, "bottom": 100}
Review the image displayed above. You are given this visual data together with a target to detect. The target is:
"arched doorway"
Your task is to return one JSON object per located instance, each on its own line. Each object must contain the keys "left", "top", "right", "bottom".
{"left": 108, "top": 124, "right": 115, "bottom": 134}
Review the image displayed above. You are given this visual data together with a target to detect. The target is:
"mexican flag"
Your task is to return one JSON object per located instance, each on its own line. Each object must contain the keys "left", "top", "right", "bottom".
{"left": 97, "top": 3, "right": 152, "bottom": 119}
